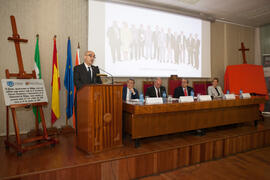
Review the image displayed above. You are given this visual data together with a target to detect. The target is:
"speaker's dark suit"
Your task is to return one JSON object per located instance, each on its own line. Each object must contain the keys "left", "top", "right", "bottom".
{"left": 122, "top": 86, "right": 139, "bottom": 101}
{"left": 73, "top": 63, "right": 102, "bottom": 134}
{"left": 73, "top": 63, "right": 102, "bottom": 90}
{"left": 146, "top": 86, "right": 167, "bottom": 97}
{"left": 173, "top": 86, "right": 194, "bottom": 98}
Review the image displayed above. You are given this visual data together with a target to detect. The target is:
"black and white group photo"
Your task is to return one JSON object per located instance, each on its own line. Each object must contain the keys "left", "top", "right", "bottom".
{"left": 106, "top": 21, "right": 201, "bottom": 70}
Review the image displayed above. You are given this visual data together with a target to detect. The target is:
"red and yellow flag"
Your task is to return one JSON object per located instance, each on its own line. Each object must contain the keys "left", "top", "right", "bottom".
{"left": 73, "top": 44, "right": 80, "bottom": 128}
{"left": 51, "top": 37, "right": 61, "bottom": 124}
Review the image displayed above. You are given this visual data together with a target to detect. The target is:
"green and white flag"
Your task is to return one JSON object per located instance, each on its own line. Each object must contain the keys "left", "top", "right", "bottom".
{"left": 33, "top": 35, "right": 42, "bottom": 123}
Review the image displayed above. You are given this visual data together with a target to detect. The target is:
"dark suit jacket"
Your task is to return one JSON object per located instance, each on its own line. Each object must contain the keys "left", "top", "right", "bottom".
{"left": 122, "top": 87, "right": 139, "bottom": 101}
{"left": 73, "top": 63, "right": 102, "bottom": 90}
{"left": 146, "top": 86, "right": 167, "bottom": 97}
{"left": 173, "top": 86, "right": 194, "bottom": 98}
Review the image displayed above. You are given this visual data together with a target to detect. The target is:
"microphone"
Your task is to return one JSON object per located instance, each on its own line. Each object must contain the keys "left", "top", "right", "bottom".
{"left": 97, "top": 66, "right": 114, "bottom": 85}
{"left": 96, "top": 74, "right": 107, "bottom": 77}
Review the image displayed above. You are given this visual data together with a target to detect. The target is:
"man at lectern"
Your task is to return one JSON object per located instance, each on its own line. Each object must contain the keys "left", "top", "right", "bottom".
{"left": 73, "top": 50, "right": 102, "bottom": 89}
{"left": 146, "top": 78, "right": 167, "bottom": 98}
{"left": 73, "top": 50, "right": 102, "bottom": 134}
{"left": 173, "top": 78, "right": 194, "bottom": 98}
{"left": 122, "top": 78, "right": 139, "bottom": 101}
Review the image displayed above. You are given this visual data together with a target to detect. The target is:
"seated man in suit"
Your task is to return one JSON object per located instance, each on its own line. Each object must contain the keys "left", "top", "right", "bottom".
{"left": 208, "top": 77, "right": 224, "bottom": 98}
{"left": 122, "top": 78, "right": 139, "bottom": 101}
{"left": 146, "top": 78, "right": 167, "bottom": 97}
{"left": 173, "top": 78, "right": 194, "bottom": 98}
{"left": 73, "top": 50, "right": 102, "bottom": 134}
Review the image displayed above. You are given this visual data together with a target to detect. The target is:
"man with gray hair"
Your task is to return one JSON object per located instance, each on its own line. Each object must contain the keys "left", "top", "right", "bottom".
{"left": 146, "top": 78, "right": 167, "bottom": 97}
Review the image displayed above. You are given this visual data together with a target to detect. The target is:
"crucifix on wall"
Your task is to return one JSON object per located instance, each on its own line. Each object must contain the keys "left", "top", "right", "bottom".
{"left": 238, "top": 42, "right": 249, "bottom": 64}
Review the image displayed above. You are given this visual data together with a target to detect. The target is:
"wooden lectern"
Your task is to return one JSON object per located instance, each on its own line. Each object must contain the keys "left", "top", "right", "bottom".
{"left": 76, "top": 84, "right": 123, "bottom": 153}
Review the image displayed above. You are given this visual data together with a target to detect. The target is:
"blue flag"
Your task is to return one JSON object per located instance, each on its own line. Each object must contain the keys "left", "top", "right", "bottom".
{"left": 64, "top": 38, "right": 74, "bottom": 119}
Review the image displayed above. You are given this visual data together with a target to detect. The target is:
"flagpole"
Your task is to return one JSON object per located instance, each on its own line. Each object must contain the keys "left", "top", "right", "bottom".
{"left": 72, "top": 42, "right": 80, "bottom": 132}
{"left": 66, "top": 91, "right": 68, "bottom": 126}
{"left": 51, "top": 35, "right": 56, "bottom": 129}
{"left": 65, "top": 36, "right": 70, "bottom": 127}
{"left": 35, "top": 34, "right": 39, "bottom": 133}
{"left": 48, "top": 35, "right": 59, "bottom": 135}
{"left": 28, "top": 34, "right": 42, "bottom": 137}
{"left": 61, "top": 36, "right": 75, "bottom": 134}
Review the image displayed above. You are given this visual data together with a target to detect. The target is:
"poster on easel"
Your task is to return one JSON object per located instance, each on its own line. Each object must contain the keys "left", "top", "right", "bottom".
{"left": 1, "top": 79, "right": 48, "bottom": 106}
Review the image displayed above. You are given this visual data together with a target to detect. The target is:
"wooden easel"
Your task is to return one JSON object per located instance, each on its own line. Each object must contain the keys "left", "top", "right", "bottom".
{"left": 5, "top": 15, "right": 58, "bottom": 156}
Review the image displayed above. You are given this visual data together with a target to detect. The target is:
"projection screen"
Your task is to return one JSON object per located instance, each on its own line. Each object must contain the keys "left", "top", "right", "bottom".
{"left": 88, "top": 0, "right": 211, "bottom": 77}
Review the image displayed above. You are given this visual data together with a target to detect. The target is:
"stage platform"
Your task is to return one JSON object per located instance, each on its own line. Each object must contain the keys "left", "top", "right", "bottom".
{"left": 1, "top": 119, "right": 270, "bottom": 180}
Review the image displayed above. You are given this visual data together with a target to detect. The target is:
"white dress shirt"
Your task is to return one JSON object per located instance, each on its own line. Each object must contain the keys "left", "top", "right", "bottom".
{"left": 154, "top": 86, "right": 160, "bottom": 97}
{"left": 126, "top": 88, "right": 131, "bottom": 101}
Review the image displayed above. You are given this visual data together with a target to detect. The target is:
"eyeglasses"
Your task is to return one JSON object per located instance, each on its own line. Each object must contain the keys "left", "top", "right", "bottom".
{"left": 86, "top": 54, "right": 96, "bottom": 59}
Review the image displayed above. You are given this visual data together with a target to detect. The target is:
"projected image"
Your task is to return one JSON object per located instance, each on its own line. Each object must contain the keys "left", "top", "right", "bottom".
{"left": 89, "top": 1, "right": 210, "bottom": 77}
{"left": 107, "top": 21, "right": 200, "bottom": 69}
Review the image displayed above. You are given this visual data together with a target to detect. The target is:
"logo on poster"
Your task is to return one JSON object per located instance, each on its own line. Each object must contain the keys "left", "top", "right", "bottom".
{"left": 6, "top": 81, "right": 14, "bottom": 87}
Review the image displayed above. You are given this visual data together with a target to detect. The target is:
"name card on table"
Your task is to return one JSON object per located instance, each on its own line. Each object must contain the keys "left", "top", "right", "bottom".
{"left": 223, "top": 94, "right": 236, "bottom": 100}
{"left": 179, "top": 96, "right": 194, "bottom": 103}
{"left": 145, "top": 97, "right": 163, "bottom": 104}
{"left": 198, "top": 95, "right": 212, "bottom": 102}
{"left": 240, "top": 93, "right": 251, "bottom": 99}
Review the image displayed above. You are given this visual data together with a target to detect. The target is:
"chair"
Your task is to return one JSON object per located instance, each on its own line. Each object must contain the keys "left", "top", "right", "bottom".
{"left": 114, "top": 81, "right": 127, "bottom": 87}
{"left": 168, "top": 75, "right": 182, "bottom": 96}
{"left": 192, "top": 81, "right": 212, "bottom": 96}
{"left": 143, "top": 81, "right": 154, "bottom": 96}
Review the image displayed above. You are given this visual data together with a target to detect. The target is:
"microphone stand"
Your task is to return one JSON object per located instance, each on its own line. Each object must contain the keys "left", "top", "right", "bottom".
{"left": 98, "top": 67, "right": 114, "bottom": 85}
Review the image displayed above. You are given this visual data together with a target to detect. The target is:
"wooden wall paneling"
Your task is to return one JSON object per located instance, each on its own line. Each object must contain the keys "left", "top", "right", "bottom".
{"left": 213, "top": 140, "right": 224, "bottom": 159}
{"left": 252, "top": 132, "right": 259, "bottom": 149}
{"left": 178, "top": 146, "right": 191, "bottom": 167}
{"left": 135, "top": 154, "right": 155, "bottom": 178}
{"left": 101, "top": 160, "right": 119, "bottom": 180}
{"left": 117, "top": 157, "right": 136, "bottom": 180}
{"left": 4, "top": 127, "right": 270, "bottom": 180}
{"left": 200, "top": 141, "right": 214, "bottom": 162}
{"left": 224, "top": 137, "right": 236, "bottom": 156}
{"left": 157, "top": 149, "right": 178, "bottom": 173}
{"left": 258, "top": 131, "right": 265, "bottom": 148}
{"left": 264, "top": 131, "right": 270, "bottom": 145}
{"left": 236, "top": 135, "right": 245, "bottom": 153}
{"left": 190, "top": 144, "right": 201, "bottom": 165}
{"left": 18, "top": 163, "right": 102, "bottom": 180}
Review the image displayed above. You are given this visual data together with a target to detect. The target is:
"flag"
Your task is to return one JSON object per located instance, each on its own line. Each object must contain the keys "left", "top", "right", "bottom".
{"left": 73, "top": 43, "right": 80, "bottom": 128}
{"left": 51, "top": 37, "right": 61, "bottom": 124}
{"left": 33, "top": 35, "right": 42, "bottom": 123}
{"left": 64, "top": 38, "right": 74, "bottom": 119}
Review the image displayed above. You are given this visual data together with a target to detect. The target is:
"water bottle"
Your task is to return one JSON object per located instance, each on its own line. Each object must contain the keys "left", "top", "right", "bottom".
{"left": 226, "top": 90, "right": 230, "bottom": 94}
{"left": 190, "top": 90, "right": 194, "bottom": 97}
{"left": 239, "top": 89, "right": 243, "bottom": 95}
{"left": 139, "top": 93, "right": 144, "bottom": 103}
{"left": 162, "top": 92, "right": 167, "bottom": 103}
{"left": 197, "top": 93, "right": 201, "bottom": 102}
{"left": 239, "top": 89, "right": 243, "bottom": 99}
